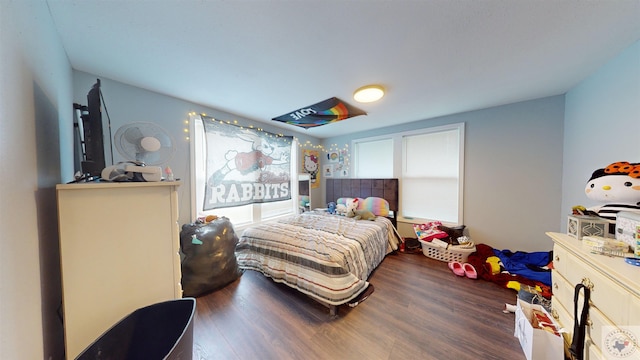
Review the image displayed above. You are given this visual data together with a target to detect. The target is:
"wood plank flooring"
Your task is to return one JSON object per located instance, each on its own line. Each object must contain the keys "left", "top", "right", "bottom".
{"left": 192, "top": 251, "right": 527, "bottom": 360}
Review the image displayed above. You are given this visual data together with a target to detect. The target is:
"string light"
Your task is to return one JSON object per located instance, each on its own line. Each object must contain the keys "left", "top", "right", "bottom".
{"left": 185, "top": 112, "right": 351, "bottom": 155}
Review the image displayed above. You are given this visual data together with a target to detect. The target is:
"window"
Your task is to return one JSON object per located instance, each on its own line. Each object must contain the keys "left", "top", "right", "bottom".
{"left": 353, "top": 123, "right": 464, "bottom": 225}
{"left": 353, "top": 137, "right": 393, "bottom": 178}
{"left": 190, "top": 114, "right": 298, "bottom": 228}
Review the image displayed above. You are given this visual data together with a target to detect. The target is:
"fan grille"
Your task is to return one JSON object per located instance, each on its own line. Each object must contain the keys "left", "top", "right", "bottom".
{"left": 114, "top": 122, "right": 176, "bottom": 165}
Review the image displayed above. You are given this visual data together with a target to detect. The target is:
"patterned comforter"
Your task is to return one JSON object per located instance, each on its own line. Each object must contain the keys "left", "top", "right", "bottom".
{"left": 236, "top": 212, "right": 400, "bottom": 305}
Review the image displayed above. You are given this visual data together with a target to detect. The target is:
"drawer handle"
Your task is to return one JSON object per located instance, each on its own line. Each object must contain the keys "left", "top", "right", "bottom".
{"left": 553, "top": 283, "right": 559, "bottom": 290}
{"left": 581, "top": 278, "right": 594, "bottom": 291}
{"left": 551, "top": 309, "right": 559, "bottom": 320}
{"left": 554, "top": 255, "right": 560, "bottom": 262}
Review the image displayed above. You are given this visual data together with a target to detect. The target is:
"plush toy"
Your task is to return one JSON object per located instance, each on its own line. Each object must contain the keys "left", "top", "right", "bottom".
{"left": 584, "top": 161, "right": 640, "bottom": 229}
{"left": 327, "top": 202, "right": 336, "bottom": 214}
{"left": 335, "top": 203, "right": 347, "bottom": 216}
{"left": 346, "top": 198, "right": 376, "bottom": 221}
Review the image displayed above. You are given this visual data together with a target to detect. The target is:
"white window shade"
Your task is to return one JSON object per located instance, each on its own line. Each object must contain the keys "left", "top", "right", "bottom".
{"left": 352, "top": 123, "right": 464, "bottom": 225}
{"left": 402, "top": 127, "right": 462, "bottom": 224}
{"left": 354, "top": 138, "right": 393, "bottom": 178}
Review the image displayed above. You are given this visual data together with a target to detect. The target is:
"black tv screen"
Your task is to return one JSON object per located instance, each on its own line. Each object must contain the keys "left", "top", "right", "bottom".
{"left": 79, "top": 79, "right": 106, "bottom": 178}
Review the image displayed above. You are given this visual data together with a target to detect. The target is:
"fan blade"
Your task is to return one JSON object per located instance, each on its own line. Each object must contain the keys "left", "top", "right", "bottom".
{"left": 123, "top": 127, "right": 144, "bottom": 144}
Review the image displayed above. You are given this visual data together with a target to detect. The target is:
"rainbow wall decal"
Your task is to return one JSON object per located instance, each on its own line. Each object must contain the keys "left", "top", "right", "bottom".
{"left": 272, "top": 97, "right": 366, "bottom": 129}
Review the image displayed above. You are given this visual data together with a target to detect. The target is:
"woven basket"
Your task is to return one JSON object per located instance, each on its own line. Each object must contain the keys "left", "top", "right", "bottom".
{"left": 418, "top": 239, "right": 476, "bottom": 263}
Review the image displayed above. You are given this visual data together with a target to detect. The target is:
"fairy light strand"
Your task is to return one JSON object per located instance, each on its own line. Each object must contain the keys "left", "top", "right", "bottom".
{"left": 185, "top": 112, "right": 350, "bottom": 155}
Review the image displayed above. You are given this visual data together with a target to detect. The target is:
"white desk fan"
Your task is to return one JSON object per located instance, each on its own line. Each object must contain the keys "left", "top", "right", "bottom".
{"left": 102, "top": 122, "right": 176, "bottom": 182}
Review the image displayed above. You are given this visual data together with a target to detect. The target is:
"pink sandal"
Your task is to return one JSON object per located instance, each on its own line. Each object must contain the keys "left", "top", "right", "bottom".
{"left": 463, "top": 263, "right": 477, "bottom": 279}
{"left": 448, "top": 261, "right": 465, "bottom": 276}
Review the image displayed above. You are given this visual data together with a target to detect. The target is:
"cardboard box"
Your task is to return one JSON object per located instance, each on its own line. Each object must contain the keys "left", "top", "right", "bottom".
{"left": 615, "top": 211, "right": 640, "bottom": 249}
{"left": 514, "top": 299, "right": 564, "bottom": 360}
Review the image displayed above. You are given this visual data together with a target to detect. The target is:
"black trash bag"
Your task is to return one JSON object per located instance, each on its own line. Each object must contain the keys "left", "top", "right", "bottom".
{"left": 180, "top": 217, "right": 242, "bottom": 297}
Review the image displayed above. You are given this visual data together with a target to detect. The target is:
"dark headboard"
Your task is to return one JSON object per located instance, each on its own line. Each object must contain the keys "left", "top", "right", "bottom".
{"left": 326, "top": 179, "right": 399, "bottom": 225}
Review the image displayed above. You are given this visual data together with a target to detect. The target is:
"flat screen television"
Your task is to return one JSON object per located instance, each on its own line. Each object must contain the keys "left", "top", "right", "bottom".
{"left": 76, "top": 79, "right": 107, "bottom": 179}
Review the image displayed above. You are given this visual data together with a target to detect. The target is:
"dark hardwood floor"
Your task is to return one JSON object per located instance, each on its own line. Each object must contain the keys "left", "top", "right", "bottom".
{"left": 192, "top": 251, "right": 526, "bottom": 360}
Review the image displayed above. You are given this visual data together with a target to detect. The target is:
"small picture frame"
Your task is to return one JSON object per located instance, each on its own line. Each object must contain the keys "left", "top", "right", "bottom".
{"left": 324, "top": 165, "right": 334, "bottom": 177}
{"left": 327, "top": 151, "right": 339, "bottom": 163}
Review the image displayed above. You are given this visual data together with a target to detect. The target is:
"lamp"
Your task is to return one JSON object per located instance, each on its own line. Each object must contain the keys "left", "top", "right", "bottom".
{"left": 353, "top": 85, "right": 385, "bottom": 103}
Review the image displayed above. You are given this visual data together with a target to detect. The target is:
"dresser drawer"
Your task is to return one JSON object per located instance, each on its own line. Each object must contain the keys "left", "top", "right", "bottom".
{"left": 587, "top": 305, "right": 616, "bottom": 354}
{"left": 551, "top": 295, "right": 573, "bottom": 346}
{"left": 627, "top": 293, "right": 640, "bottom": 327}
{"left": 586, "top": 337, "right": 603, "bottom": 360}
{"left": 553, "top": 244, "right": 568, "bottom": 276}
{"left": 562, "top": 251, "right": 630, "bottom": 325}
{"left": 552, "top": 269, "right": 574, "bottom": 315}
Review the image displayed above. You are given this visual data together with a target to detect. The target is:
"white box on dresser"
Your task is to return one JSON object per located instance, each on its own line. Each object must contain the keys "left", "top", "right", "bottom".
{"left": 547, "top": 232, "right": 640, "bottom": 360}
{"left": 616, "top": 211, "right": 640, "bottom": 250}
{"left": 57, "top": 181, "right": 182, "bottom": 359}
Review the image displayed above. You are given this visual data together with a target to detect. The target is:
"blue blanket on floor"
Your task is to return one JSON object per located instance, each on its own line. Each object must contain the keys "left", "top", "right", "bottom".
{"left": 493, "top": 249, "right": 552, "bottom": 286}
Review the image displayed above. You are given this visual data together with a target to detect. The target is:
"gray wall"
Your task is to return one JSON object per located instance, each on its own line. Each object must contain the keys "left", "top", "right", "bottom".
{"left": 562, "top": 40, "right": 640, "bottom": 225}
{"left": 73, "top": 71, "right": 323, "bottom": 226}
{"left": 1, "top": 1, "right": 71, "bottom": 359}
{"left": 323, "top": 96, "right": 565, "bottom": 252}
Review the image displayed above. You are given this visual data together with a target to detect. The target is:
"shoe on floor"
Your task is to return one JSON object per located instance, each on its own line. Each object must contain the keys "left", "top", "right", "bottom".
{"left": 448, "top": 261, "right": 465, "bottom": 276}
{"left": 463, "top": 263, "right": 477, "bottom": 279}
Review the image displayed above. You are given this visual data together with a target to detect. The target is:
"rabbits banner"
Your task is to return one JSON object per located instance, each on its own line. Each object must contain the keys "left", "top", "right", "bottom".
{"left": 202, "top": 116, "right": 293, "bottom": 210}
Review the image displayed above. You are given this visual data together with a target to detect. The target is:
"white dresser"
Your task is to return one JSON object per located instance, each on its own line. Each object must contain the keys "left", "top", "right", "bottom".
{"left": 57, "top": 181, "right": 182, "bottom": 358}
{"left": 547, "top": 232, "right": 640, "bottom": 359}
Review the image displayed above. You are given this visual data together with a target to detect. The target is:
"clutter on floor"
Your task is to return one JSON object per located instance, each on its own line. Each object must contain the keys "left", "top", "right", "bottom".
{"left": 464, "top": 243, "right": 553, "bottom": 297}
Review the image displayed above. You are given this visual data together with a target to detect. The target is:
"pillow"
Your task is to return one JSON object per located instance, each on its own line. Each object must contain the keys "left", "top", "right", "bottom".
{"left": 336, "top": 197, "right": 364, "bottom": 206}
{"left": 360, "top": 197, "right": 390, "bottom": 217}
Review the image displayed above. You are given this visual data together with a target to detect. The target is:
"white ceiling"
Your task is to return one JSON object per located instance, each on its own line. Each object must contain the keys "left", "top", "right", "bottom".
{"left": 46, "top": 0, "right": 640, "bottom": 139}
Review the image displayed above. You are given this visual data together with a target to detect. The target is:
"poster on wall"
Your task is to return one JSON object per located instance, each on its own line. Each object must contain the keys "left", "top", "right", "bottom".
{"left": 302, "top": 149, "right": 320, "bottom": 188}
{"left": 323, "top": 165, "right": 334, "bottom": 178}
{"left": 327, "top": 151, "right": 339, "bottom": 163}
{"left": 325, "top": 148, "right": 349, "bottom": 178}
{"left": 202, "top": 116, "right": 293, "bottom": 210}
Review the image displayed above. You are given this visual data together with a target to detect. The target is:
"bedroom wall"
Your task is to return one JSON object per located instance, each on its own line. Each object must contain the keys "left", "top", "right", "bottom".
{"left": 322, "top": 96, "right": 566, "bottom": 253}
{"left": 72, "top": 71, "right": 323, "bottom": 226}
{"left": 0, "top": 1, "right": 72, "bottom": 359}
{"left": 562, "top": 40, "right": 640, "bottom": 228}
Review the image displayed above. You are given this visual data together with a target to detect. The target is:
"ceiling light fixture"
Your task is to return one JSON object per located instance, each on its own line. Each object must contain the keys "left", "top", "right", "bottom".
{"left": 353, "top": 85, "right": 385, "bottom": 103}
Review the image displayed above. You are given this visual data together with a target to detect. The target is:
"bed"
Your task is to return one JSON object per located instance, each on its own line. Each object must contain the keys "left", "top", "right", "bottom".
{"left": 236, "top": 178, "right": 400, "bottom": 316}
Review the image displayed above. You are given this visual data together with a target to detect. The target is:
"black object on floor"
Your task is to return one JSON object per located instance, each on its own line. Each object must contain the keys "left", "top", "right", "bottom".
{"left": 180, "top": 217, "right": 243, "bottom": 297}
{"left": 76, "top": 298, "right": 196, "bottom": 360}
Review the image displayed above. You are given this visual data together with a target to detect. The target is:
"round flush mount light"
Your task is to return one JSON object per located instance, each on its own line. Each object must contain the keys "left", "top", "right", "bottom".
{"left": 353, "top": 85, "right": 385, "bottom": 103}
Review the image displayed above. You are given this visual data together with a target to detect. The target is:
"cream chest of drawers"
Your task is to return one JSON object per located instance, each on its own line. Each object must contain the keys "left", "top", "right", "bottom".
{"left": 547, "top": 232, "right": 640, "bottom": 359}
{"left": 57, "top": 181, "right": 182, "bottom": 358}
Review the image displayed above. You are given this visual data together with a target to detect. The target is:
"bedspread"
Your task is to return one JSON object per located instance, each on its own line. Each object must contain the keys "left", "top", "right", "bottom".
{"left": 236, "top": 212, "right": 399, "bottom": 306}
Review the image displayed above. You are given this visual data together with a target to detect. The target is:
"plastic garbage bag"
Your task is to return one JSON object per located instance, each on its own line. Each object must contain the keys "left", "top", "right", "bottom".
{"left": 180, "top": 217, "right": 242, "bottom": 297}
